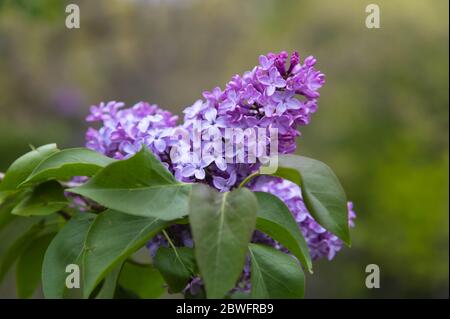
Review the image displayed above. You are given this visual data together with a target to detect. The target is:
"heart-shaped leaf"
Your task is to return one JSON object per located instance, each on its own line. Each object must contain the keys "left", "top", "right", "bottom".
{"left": 189, "top": 184, "right": 258, "bottom": 298}
{"left": 68, "top": 147, "right": 191, "bottom": 221}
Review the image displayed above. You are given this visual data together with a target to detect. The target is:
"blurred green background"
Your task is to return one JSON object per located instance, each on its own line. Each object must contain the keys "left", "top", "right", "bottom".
{"left": 0, "top": 0, "right": 448, "bottom": 298}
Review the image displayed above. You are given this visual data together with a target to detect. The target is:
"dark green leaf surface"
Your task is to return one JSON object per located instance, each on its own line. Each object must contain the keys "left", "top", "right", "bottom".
{"left": 254, "top": 191, "right": 312, "bottom": 272}
{"left": 249, "top": 244, "right": 304, "bottom": 299}
{"left": 0, "top": 222, "right": 43, "bottom": 283}
{"left": 118, "top": 262, "right": 165, "bottom": 299}
{"left": 82, "top": 209, "right": 167, "bottom": 298}
{"left": 12, "top": 181, "right": 68, "bottom": 216}
{"left": 189, "top": 185, "right": 258, "bottom": 298}
{"left": 0, "top": 191, "right": 28, "bottom": 231}
{"left": 16, "top": 233, "right": 55, "bottom": 298}
{"left": 95, "top": 263, "right": 123, "bottom": 299}
{"left": 154, "top": 247, "right": 196, "bottom": 293}
{"left": 273, "top": 155, "right": 350, "bottom": 245}
{"left": 42, "top": 213, "right": 97, "bottom": 298}
{"left": 0, "top": 202, "right": 16, "bottom": 231}
{"left": 0, "top": 191, "right": 10, "bottom": 205}
{"left": 22, "top": 148, "right": 115, "bottom": 186}
{"left": 68, "top": 147, "right": 191, "bottom": 220}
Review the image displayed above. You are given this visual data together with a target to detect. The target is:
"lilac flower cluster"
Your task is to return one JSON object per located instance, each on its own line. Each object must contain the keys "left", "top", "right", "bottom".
{"left": 85, "top": 51, "right": 325, "bottom": 192}
{"left": 82, "top": 51, "right": 354, "bottom": 297}
{"left": 85, "top": 101, "right": 178, "bottom": 163}
{"left": 177, "top": 51, "right": 325, "bottom": 190}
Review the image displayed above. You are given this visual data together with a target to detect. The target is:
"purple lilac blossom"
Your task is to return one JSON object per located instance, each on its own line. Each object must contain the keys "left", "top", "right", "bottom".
{"left": 85, "top": 52, "right": 325, "bottom": 192}
{"left": 82, "top": 51, "right": 354, "bottom": 297}
{"left": 172, "top": 50, "right": 325, "bottom": 191}
{"left": 85, "top": 101, "right": 178, "bottom": 163}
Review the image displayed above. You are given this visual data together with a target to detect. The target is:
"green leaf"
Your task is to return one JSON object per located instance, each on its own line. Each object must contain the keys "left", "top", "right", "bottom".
{"left": 0, "top": 223, "right": 42, "bottom": 282}
{"left": 95, "top": 263, "right": 123, "bottom": 299}
{"left": 273, "top": 155, "right": 350, "bottom": 245}
{"left": 16, "top": 233, "right": 55, "bottom": 298}
{"left": 154, "top": 247, "right": 196, "bottom": 293}
{"left": 0, "top": 201, "right": 17, "bottom": 231}
{"left": 12, "top": 181, "right": 68, "bottom": 216}
{"left": 189, "top": 184, "right": 258, "bottom": 298}
{"left": 68, "top": 147, "right": 191, "bottom": 220}
{"left": 82, "top": 209, "right": 167, "bottom": 298}
{"left": 0, "top": 190, "right": 12, "bottom": 204}
{"left": 254, "top": 191, "right": 312, "bottom": 272}
{"left": 21, "top": 148, "right": 115, "bottom": 186}
{"left": 0, "top": 144, "right": 59, "bottom": 192}
{"left": 118, "top": 262, "right": 165, "bottom": 299}
{"left": 0, "top": 191, "right": 28, "bottom": 231}
{"left": 249, "top": 244, "right": 304, "bottom": 299}
{"left": 42, "top": 212, "right": 97, "bottom": 298}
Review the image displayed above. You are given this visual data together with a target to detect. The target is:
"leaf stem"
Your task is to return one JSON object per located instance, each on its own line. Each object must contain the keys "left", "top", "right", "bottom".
{"left": 238, "top": 172, "right": 259, "bottom": 188}
{"left": 162, "top": 229, "right": 191, "bottom": 274}
{"left": 162, "top": 229, "right": 182, "bottom": 260}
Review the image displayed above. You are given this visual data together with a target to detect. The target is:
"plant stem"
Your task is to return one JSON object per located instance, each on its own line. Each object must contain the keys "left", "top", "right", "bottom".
{"left": 238, "top": 172, "right": 259, "bottom": 188}
{"left": 162, "top": 230, "right": 182, "bottom": 261}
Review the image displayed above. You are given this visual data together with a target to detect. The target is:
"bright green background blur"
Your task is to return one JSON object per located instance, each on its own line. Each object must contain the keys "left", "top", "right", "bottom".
{"left": 0, "top": 0, "right": 448, "bottom": 298}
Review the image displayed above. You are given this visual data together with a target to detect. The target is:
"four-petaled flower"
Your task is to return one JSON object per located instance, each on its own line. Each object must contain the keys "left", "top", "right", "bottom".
{"left": 257, "top": 67, "right": 286, "bottom": 96}
{"left": 180, "top": 153, "right": 209, "bottom": 180}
